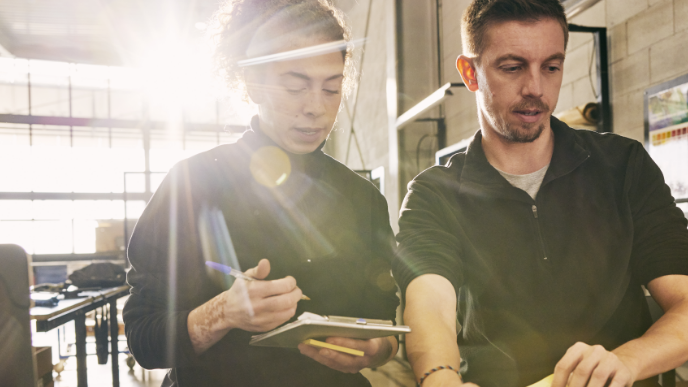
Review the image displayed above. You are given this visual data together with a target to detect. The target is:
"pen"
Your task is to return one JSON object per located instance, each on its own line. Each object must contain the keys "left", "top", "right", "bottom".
{"left": 205, "top": 261, "right": 310, "bottom": 300}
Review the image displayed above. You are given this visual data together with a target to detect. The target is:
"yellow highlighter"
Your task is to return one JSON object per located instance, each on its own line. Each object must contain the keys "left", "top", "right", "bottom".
{"left": 527, "top": 374, "right": 568, "bottom": 387}
{"left": 302, "top": 339, "right": 364, "bottom": 357}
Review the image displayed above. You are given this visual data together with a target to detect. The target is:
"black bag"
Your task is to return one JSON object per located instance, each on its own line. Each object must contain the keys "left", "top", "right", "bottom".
{"left": 68, "top": 263, "right": 125, "bottom": 288}
{"left": 95, "top": 307, "right": 109, "bottom": 365}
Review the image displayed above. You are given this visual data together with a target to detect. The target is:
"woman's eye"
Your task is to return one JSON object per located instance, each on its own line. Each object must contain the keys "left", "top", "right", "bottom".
{"left": 286, "top": 88, "right": 306, "bottom": 95}
{"left": 323, "top": 89, "right": 340, "bottom": 95}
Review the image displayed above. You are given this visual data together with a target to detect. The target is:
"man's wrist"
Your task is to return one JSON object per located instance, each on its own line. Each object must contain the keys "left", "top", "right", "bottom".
{"left": 419, "top": 366, "right": 462, "bottom": 386}
{"left": 612, "top": 349, "right": 641, "bottom": 378}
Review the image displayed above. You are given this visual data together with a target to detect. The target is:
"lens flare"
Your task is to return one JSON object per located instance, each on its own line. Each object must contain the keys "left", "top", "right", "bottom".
{"left": 249, "top": 146, "right": 292, "bottom": 188}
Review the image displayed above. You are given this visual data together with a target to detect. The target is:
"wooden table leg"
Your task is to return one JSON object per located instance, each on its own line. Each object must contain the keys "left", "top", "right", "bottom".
{"left": 110, "top": 299, "right": 120, "bottom": 387}
{"left": 74, "top": 311, "right": 88, "bottom": 387}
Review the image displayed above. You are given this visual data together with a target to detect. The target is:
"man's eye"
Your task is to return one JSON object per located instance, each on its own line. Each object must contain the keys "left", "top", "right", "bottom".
{"left": 502, "top": 66, "right": 520, "bottom": 72}
{"left": 546, "top": 66, "right": 561, "bottom": 72}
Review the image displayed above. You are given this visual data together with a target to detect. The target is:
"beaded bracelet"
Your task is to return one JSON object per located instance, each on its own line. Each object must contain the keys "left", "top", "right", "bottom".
{"left": 418, "top": 365, "right": 462, "bottom": 385}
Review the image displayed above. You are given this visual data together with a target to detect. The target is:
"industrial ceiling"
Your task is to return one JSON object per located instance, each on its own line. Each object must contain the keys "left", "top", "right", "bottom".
{"left": 0, "top": 0, "right": 219, "bottom": 67}
{"left": 0, "top": 0, "right": 597, "bottom": 68}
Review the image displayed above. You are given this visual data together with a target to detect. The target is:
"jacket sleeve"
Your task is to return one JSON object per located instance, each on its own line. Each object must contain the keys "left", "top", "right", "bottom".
{"left": 122, "top": 162, "right": 207, "bottom": 369}
{"left": 627, "top": 142, "right": 688, "bottom": 286}
{"left": 392, "top": 170, "right": 466, "bottom": 298}
{"left": 359, "top": 190, "right": 400, "bottom": 322}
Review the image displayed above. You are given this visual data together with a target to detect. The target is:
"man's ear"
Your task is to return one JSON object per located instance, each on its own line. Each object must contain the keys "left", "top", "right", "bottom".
{"left": 456, "top": 55, "right": 479, "bottom": 92}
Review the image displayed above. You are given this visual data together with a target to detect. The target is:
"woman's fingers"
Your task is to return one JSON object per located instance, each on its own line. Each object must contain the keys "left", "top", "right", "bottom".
{"left": 249, "top": 276, "right": 298, "bottom": 298}
{"left": 243, "top": 258, "right": 271, "bottom": 279}
{"left": 252, "top": 287, "right": 302, "bottom": 314}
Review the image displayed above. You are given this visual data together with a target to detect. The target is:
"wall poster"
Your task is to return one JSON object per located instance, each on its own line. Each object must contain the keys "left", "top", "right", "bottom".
{"left": 644, "top": 73, "right": 688, "bottom": 212}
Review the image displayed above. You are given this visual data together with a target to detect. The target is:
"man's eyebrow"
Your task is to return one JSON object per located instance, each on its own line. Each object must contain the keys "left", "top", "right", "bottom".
{"left": 494, "top": 54, "right": 527, "bottom": 65}
{"left": 544, "top": 53, "right": 566, "bottom": 62}
{"left": 494, "top": 53, "right": 566, "bottom": 65}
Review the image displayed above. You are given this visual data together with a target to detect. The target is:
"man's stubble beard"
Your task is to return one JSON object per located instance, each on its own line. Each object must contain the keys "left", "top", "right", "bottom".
{"left": 482, "top": 97, "right": 550, "bottom": 144}
{"left": 500, "top": 121, "right": 546, "bottom": 143}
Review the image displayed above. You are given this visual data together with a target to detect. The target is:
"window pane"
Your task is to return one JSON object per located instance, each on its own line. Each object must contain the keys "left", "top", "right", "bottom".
{"left": 0, "top": 221, "right": 34, "bottom": 253}
{"left": 0, "top": 200, "right": 32, "bottom": 220}
{"left": 32, "top": 220, "right": 72, "bottom": 254}
{"left": 0, "top": 124, "right": 32, "bottom": 191}
{"left": 74, "top": 219, "right": 98, "bottom": 254}
{"left": 31, "top": 126, "right": 74, "bottom": 192}
{"left": 0, "top": 83, "right": 30, "bottom": 115}
{"left": 73, "top": 200, "right": 124, "bottom": 220}
{"left": 33, "top": 200, "right": 74, "bottom": 220}
{"left": 124, "top": 173, "right": 146, "bottom": 193}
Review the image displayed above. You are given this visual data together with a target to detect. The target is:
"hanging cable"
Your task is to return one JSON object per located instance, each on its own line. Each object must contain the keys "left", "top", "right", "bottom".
{"left": 415, "top": 134, "right": 432, "bottom": 173}
{"left": 588, "top": 37, "right": 599, "bottom": 99}
{"left": 343, "top": 0, "right": 374, "bottom": 170}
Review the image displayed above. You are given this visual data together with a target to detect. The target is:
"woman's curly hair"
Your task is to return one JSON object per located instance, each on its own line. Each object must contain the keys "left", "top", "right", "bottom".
{"left": 208, "top": 0, "right": 355, "bottom": 101}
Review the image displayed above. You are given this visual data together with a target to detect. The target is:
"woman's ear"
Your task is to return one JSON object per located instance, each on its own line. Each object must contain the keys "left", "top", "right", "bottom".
{"left": 456, "top": 55, "right": 479, "bottom": 92}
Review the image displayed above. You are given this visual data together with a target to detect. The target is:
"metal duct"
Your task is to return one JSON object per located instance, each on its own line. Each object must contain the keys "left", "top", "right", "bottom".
{"left": 561, "top": 0, "right": 601, "bottom": 18}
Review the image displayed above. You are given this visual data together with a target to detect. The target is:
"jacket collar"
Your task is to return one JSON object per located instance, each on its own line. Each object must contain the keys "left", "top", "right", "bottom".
{"left": 458, "top": 116, "right": 590, "bottom": 201}
{"left": 237, "top": 115, "right": 327, "bottom": 178}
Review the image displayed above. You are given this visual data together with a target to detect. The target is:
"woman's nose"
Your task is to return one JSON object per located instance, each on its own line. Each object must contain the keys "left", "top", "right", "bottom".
{"left": 303, "top": 90, "right": 327, "bottom": 117}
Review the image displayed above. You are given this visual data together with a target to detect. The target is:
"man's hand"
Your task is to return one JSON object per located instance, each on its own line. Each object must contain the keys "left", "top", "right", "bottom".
{"left": 297, "top": 336, "right": 396, "bottom": 373}
{"left": 187, "top": 259, "right": 303, "bottom": 354}
{"left": 551, "top": 343, "right": 637, "bottom": 387}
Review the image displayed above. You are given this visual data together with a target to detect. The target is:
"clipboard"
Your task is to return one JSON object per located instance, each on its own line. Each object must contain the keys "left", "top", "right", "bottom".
{"left": 249, "top": 312, "right": 411, "bottom": 348}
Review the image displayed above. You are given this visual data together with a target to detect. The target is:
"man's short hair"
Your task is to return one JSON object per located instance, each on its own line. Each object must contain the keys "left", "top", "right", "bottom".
{"left": 461, "top": 0, "right": 569, "bottom": 58}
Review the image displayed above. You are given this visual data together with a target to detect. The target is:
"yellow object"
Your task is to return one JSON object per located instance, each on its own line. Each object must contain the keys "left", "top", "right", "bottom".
{"left": 528, "top": 374, "right": 554, "bottom": 387}
{"left": 302, "top": 339, "right": 364, "bottom": 357}
{"left": 527, "top": 374, "right": 569, "bottom": 387}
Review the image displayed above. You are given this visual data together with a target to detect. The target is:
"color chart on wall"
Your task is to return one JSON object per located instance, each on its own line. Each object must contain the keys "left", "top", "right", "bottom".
{"left": 645, "top": 73, "right": 688, "bottom": 201}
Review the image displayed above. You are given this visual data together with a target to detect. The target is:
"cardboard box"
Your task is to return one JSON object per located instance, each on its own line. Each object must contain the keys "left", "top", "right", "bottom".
{"left": 32, "top": 346, "right": 53, "bottom": 387}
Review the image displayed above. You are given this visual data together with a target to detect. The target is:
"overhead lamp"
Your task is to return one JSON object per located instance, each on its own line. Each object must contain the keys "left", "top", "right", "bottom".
{"left": 395, "top": 82, "right": 464, "bottom": 130}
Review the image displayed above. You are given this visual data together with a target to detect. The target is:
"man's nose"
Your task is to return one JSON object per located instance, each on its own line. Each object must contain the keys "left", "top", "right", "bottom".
{"left": 522, "top": 69, "right": 544, "bottom": 98}
{"left": 304, "top": 89, "right": 326, "bottom": 117}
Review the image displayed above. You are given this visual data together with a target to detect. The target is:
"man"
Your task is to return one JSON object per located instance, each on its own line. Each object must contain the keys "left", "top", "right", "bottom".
{"left": 392, "top": 1, "right": 688, "bottom": 387}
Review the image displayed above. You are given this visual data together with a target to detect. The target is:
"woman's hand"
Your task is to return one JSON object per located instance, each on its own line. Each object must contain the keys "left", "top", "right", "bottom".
{"left": 221, "top": 259, "right": 303, "bottom": 332}
{"left": 187, "top": 259, "right": 303, "bottom": 354}
{"left": 297, "top": 336, "right": 398, "bottom": 373}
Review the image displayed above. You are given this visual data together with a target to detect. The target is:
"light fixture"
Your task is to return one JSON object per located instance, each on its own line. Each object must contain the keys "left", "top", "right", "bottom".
{"left": 395, "top": 82, "right": 464, "bottom": 130}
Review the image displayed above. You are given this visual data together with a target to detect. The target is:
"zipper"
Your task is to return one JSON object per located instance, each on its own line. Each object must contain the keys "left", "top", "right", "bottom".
{"left": 531, "top": 204, "right": 549, "bottom": 261}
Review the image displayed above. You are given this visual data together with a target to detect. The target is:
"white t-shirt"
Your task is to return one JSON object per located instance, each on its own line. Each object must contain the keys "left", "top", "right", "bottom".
{"left": 494, "top": 164, "right": 549, "bottom": 200}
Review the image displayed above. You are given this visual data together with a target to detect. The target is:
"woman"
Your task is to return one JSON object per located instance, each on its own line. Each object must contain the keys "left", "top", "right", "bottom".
{"left": 122, "top": 1, "right": 400, "bottom": 386}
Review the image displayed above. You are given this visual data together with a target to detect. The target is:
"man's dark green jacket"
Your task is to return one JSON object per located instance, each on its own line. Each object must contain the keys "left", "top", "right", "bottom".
{"left": 393, "top": 117, "right": 688, "bottom": 387}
